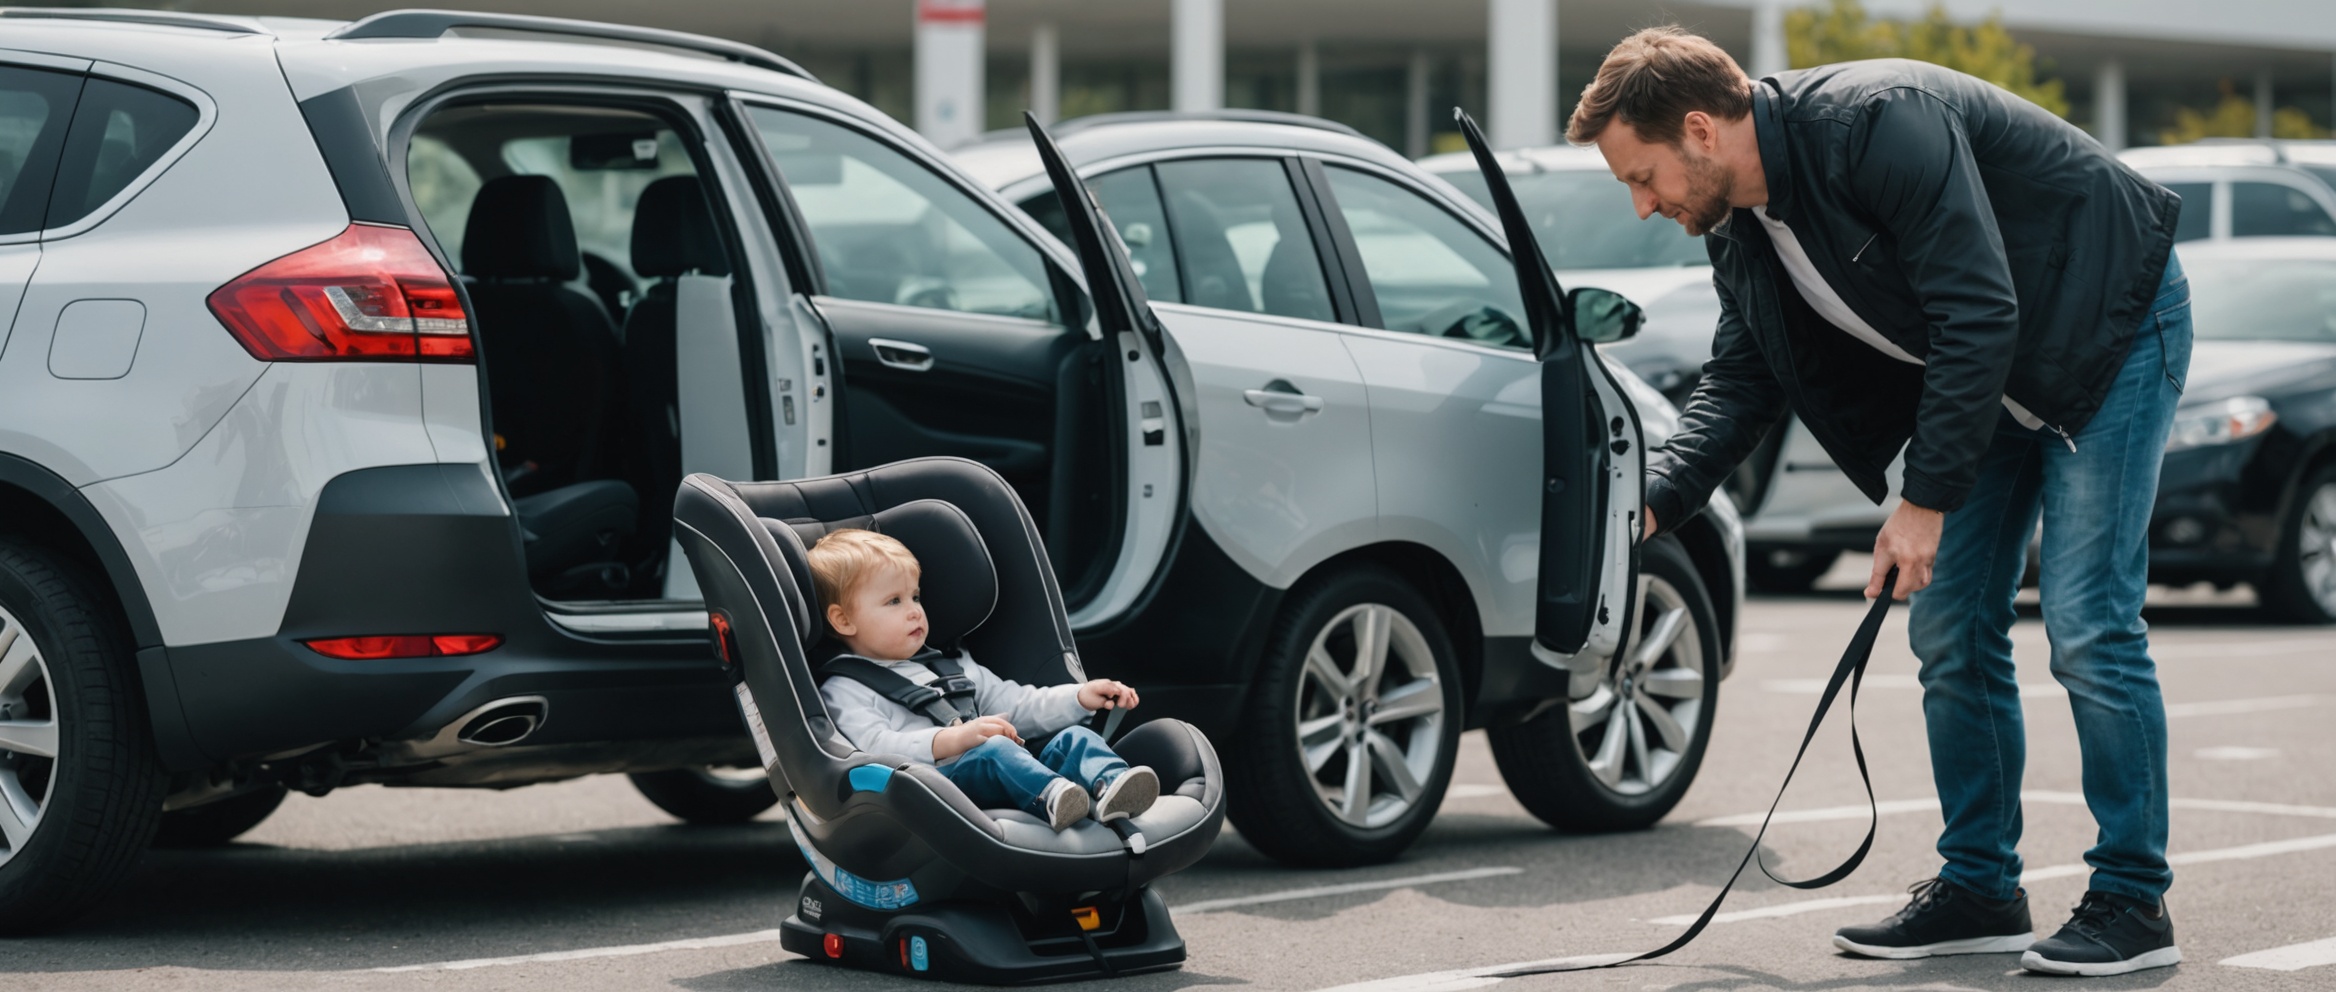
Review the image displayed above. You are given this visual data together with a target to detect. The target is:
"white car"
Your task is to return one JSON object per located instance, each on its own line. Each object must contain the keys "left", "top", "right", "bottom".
{"left": 0, "top": 10, "right": 1734, "bottom": 930}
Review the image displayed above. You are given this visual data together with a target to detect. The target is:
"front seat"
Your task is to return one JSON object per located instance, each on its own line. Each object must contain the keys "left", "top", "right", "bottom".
{"left": 462, "top": 174, "right": 638, "bottom": 595}
{"left": 673, "top": 458, "right": 1224, "bottom": 983}
{"left": 622, "top": 176, "right": 730, "bottom": 564}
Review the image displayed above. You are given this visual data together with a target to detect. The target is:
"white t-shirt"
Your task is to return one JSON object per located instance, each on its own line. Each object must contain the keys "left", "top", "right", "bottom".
{"left": 1754, "top": 207, "right": 2043, "bottom": 430}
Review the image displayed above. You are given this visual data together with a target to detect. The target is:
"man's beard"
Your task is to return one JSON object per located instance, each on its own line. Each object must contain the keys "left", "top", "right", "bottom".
{"left": 1676, "top": 146, "right": 1734, "bottom": 236}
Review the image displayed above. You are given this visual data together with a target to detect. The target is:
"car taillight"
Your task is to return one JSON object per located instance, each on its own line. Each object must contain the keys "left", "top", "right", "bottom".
{"left": 304, "top": 634, "right": 502, "bottom": 660}
{"left": 208, "top": 223, "right": 473, "bottom": 362}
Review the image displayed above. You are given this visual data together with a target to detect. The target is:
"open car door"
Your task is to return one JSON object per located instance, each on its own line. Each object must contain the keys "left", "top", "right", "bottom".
{"left": 1453, "top": 112, "right": 1646, "bottom": 676}
{"left": 1021, "top": 112, "right": 1171, "bottom": 360}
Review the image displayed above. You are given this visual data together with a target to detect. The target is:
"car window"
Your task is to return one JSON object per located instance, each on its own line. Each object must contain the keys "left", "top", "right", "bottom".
{"left": 44, "top": 77, "right": 197, "bottom": 230}
{"left": 1018, "top": 165, "right": 1181, "bottom": 304}
{"left": 406, "top": 135, "right": 483, "bottom": 262}
{"left": 2230, "top": 181, "right": 2336, "bottom": 238}
{"left": 1151, "top": 157, "right": 1335, "bottom": 322}
{"left": 747, "top": 107, "right": 1055, "bottom": 322}
{"left": 0, "top": 65, "right": 81, "bottom": 236}
{"left": 2161, "top": 182, "right": 2211, "bottom": 243}
{"left": 1438, "top": 167, "right": 1707, "bottom": 269}
{"left": 2185, "top": 256, "right": 2336, "bottom": 342}
{"left": 1324, "top": 165, "right": 1529, "bottom": 349}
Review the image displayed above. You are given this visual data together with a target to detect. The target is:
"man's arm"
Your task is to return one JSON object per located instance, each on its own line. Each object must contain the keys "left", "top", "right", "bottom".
{"left": 1846, "top": 87, "right": 2020, "bottom": 516}
{"left": 1645, "top": 271, "right": 1791, "bottom": 537}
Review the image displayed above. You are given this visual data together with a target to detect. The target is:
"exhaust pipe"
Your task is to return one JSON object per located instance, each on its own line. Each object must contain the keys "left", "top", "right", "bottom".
{"left": 455, "top": 697, "right": 548, "bottom": 747}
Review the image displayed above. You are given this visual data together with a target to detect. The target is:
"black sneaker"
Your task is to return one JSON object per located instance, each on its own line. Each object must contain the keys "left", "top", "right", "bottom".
{"left": 2021, "top": 891, "right": 2181, "bottom": 976}
{"left": 1832, "top": 877, "right": 2035, "bottom": 959}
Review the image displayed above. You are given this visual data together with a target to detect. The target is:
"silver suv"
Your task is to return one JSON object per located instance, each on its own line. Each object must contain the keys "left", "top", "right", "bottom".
{"left": 0, "top": 10, "right": 1734, "bottom": 930}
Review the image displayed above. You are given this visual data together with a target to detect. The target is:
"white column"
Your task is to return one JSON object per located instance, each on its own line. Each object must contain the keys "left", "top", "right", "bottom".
{"left": 2255, "top": 68, "right": 2275, "bottom": 138}
{"left": 1406, "top": 50, "right": 1433, "bottom": 158}
{"left": 914, "top": 0, "right": 985, "bottom": 149}
{"left": 2094, "top": 58, "right": 2126, "bottom": 152}
{"left": 1296, "top": 38, "right": 1320, "bottom": 117}
{"left": 1486, "top": 0, "right": 1556, "bottom": 149}
{"left": 1030, "top": 22, "right": 1060, "bottom": 126}
{"left": 1750, "top": 0, "right": 1788, "bottom": 77}
{"left": 1172, "top": 0, "right": 1223, "bottom": 112}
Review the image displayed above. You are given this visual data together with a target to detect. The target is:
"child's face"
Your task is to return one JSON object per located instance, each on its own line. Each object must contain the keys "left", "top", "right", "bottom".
{"left": 828, "top": 563, "right": 927, "bottom": 660}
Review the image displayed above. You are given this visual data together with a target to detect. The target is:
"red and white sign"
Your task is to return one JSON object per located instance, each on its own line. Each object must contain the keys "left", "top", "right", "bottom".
{"left": 918, "top": 0, "right": 985, "bottom": 25}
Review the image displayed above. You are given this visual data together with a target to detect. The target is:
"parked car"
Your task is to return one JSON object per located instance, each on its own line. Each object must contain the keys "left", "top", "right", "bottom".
{"left": 2144, "top": 238, "right": 2336, "bottom": 622}
{"left": 0, "top": 11, "right": 1737, "bottom": 929}
{"left": 956, "top": 109, "right": 1744, "bottom": 866}
{"left": 2120, "top": 140, "right": 2336, "bottom": 243}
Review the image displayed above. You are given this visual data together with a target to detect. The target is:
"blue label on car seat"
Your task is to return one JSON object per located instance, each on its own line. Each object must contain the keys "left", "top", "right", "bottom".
{"left": 909, "top": 935, "right": 929, "bottom": 971}
{"left": 847, "top": 764, "right": 893, "bottom": 793}
{"left": 832, "top": 867, "right": 919, "bottom": 910}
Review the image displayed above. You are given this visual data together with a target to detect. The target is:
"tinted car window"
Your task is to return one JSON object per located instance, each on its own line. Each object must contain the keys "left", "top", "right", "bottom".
{"left": 2230, "top": 181, "right": 2336, "bottom": 238}
{"left": 1151, "top": 158, "right": 1335, "bottom": 322}
{"left": 748, "top": 107, "right": 1055, "bottom": 321}
{"left": 2161, "top": 182, "right": 2212, "bottom": 243}
{"left": 2185, "top": 256, "right": 2336, "bottom": 342}
{"left": 1438, "top": 167, "right": 1708, "bottom": 269}
{"left": 1324, "top": 165, "right": 1529, "bottom": 349}
{"left": 45, "top": 77, "right": 197, "bottom": 229}
{"left": 0, "top": 65, "right": 84, "bottom": 236}
{"left": 1018, "top": 166, "right": 1181, "bottom": 304}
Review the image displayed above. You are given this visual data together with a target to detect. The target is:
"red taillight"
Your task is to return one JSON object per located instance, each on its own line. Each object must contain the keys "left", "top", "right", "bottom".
{"left": 304, "top": 634, "right": 503, "bottom": 660}
{"left": 209, "top": 223, "right": 473, "bottom": 362}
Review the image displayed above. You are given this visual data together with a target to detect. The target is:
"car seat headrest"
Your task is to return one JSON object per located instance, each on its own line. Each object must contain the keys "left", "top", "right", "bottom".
{"left": 462, "top": 175, "right": 581, "bottom": 281}
{"left": 631, "top": 176, "right": 731, "bottom": 279}
{"left": 781, "top": 499, "right": 998, "bottom": 654}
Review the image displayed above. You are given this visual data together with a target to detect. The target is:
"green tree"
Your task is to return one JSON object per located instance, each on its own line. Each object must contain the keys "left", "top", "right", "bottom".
{"left": 1786, "top": 0, "right": 2069, "bottom": 118}
{"left": 2159, "top": 80, "right": 2329, "bottom": 144}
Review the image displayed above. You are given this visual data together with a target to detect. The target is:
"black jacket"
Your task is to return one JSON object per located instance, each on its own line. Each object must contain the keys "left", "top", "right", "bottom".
{"left": 1646, "top": 59, "right": 2182, "bottom": 532}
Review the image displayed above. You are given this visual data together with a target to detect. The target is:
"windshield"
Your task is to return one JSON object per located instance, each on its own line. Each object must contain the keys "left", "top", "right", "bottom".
{"left": 2186, "top": 256, "right": 2336, "bottom": 342}
{"left": 1436, "top": 167, "right": 1709, "bottom": 270}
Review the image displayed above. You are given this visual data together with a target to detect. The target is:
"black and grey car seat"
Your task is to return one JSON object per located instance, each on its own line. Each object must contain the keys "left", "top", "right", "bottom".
{"left": 672, "top": 457, "right": 1225, "bottom": 984}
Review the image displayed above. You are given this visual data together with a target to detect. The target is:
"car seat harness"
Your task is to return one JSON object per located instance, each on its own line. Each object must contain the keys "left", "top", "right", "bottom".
{"left": 818, "top": 651, "right": 981, "bottom": 727}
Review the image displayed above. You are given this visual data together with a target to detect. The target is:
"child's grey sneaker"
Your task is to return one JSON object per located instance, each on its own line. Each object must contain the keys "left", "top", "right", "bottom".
{"left": 1094, "top": 766, "right": 1159, "bottom": 823}
{"left": 1042, "top": 779, "right": 1089, "bottom": 831}
{"left": 2021, "top": 891, "right": 2181, "bottom": 976}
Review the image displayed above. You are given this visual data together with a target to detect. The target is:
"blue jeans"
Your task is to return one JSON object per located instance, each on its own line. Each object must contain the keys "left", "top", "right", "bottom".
{"left": 939, "top": 725, "right": 1128, "bottom": 818}
{"left": 1907, "top": 256, "right": 2192, "bottom": 904}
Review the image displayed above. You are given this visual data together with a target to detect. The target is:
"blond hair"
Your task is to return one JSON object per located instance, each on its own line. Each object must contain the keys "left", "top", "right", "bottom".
{"left": 1567, "top": 26, "right": 1753, "bottom": 146}
{"left": 804, "top": 529, "right": 921, "bottom": 611}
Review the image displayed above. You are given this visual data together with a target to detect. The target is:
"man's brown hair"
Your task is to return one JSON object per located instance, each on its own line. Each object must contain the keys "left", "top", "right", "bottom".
{"left": 1567, "top": 26, "right": 1753, "bottom": 146}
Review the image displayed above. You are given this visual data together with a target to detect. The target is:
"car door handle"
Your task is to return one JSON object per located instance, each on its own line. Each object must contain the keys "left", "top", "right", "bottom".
{"left": 1244, "top": 385, "right": 1324, "bottom": 417}
{"left": 869, "top": 338, "right": 934, "bottom": 372}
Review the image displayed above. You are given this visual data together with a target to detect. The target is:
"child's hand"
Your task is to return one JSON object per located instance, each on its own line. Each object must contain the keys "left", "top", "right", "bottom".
{"left": 1079, "top": 679, "right": 1140, "bottom": 712}
{"left": 934, "top": 715, "right": 1021, "bottom": 760}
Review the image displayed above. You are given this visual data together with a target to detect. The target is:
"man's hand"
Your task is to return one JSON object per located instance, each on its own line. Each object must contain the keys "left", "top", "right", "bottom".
{"left": 934, "top": 715, "right": 1020, "bottom": 760}
{"left": 1079, "top": 679, "right": 1141, "bottom": 712}
{"left": 1868, "top": 500, "right": 1945, "bottom": 600}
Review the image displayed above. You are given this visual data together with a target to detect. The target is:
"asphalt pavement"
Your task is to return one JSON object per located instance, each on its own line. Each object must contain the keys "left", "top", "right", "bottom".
{"left": 13, "top": 556, "right": 2335, "bottom": 991}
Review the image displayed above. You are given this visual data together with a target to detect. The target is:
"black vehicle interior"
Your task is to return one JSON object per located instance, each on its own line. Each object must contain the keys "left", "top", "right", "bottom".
{"left": 408, "top": 102, "right": 748, "bottom": 603}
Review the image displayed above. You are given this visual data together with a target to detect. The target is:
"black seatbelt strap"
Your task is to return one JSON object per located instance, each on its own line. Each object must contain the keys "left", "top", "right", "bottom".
{"left": 816, "top": 653, "right": 980, "bottom": 727}
{"left": 1490, "top": 569, "right": 1897, "bottom": 978}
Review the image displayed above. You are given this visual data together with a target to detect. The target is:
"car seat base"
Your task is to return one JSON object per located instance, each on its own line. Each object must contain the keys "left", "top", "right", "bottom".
{"left": 779, "top": 873, "right": 1186, "bottom": 984}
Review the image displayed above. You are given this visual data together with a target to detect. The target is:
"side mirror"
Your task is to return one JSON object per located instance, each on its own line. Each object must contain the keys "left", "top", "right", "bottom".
{"left": 1568, "top": 287, "right": 1642, "bottom": 344}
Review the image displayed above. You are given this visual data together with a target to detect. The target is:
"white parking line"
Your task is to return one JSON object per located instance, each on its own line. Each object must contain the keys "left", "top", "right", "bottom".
{"left": 1694, "top": 791, "right": 2336, "bottom": 828}
{"left": 2165, "top": 694, "right": 2325, "bottom": 718}
{"left": 1761, "top": 674, "right": 2065, "bottom": 697}
{"left": 2223, "top": 936, "right": 2336, "bottom": 971}
{"left": 1175, "top": 866, "right": 1524, "bottom": 914}
{"left": 370, "top": 928, "right": 788, "bottom": 972}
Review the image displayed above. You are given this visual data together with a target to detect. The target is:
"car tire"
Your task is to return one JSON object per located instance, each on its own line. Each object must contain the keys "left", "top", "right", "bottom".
{"left": 152, "top": 786, "right": 289, "bottom": 849}
{"left": 1225, "top": 567, "right": 1462, "bottom": 868}
{"left": 0, "top": 540, "right": 167, "bottom": 934}
{"left": 1489, "top": 537, "right": 1720, "bottom": 833}
{"left": 1746, "top": 547, "right": 1838, "bottom": 594}
{"left": 2262, "top": 465, "right": 2336, "bottom": 624}
{"left": 630, "top": 767, "right": 779, "bottom": 824}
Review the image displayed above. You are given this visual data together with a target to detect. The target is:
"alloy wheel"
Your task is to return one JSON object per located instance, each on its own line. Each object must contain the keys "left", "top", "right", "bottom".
{"left": 1566, "top": 574, "right": 1706, "bottom": 796}
{"left": 2300, "top": 482, "right": 2336, "bottom": 616}
{"left": 1293, "top": 603, "right": 1446, "bottom": 829}
{"left": 0, "top": 605, "right": 58, "bottom": 868}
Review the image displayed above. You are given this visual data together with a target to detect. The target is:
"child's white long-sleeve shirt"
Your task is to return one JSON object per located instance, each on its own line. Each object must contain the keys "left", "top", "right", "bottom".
{"left": 819, "top": 651, "right": 1091, "bottom": 767}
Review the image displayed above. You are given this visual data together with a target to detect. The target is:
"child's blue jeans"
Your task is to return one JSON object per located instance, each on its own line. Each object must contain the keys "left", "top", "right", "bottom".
{"left": 939, "top": 725, "right": 1128, "bottom": 818}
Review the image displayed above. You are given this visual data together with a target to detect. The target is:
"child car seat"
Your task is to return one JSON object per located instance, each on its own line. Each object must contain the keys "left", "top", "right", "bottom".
{"left": 671, "top": 457, "right": 1226, "bottom": 983}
